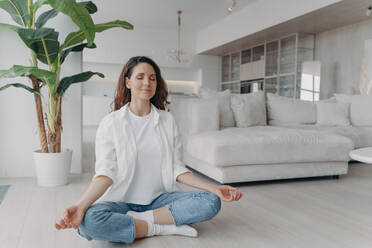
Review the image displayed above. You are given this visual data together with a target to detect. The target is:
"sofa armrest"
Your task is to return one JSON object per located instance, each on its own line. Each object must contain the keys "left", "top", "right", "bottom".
{"left": 170, "top": 97, "right": 219, "bottom": 140}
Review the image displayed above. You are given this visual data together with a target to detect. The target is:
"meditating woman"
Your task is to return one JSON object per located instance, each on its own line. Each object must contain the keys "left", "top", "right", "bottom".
{"left": 55, "top": 56, "right": 243, "bottom": 243}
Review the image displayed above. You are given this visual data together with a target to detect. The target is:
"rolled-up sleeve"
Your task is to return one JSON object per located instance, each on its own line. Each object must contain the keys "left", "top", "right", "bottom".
{"left": 172, "top": 116, "right": 191, "bottom": 182}
{"left": 92, "top": 116, "right": 118, "bottom": 183}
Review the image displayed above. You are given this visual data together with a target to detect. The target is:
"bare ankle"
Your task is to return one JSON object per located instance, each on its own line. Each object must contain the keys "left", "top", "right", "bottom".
{"left": 153, "top": 207, "right": 175, "bottom": 225}
{"left": 134, "top": 219, "right": 148, "bottom": 238}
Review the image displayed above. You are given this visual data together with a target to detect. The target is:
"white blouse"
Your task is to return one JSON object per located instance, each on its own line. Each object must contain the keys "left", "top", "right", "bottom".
{"left": 93, "top": 102, "right": 190, "bottom": 204}
{"left": 123, "top": 108, "right": 166, "bottom": 204}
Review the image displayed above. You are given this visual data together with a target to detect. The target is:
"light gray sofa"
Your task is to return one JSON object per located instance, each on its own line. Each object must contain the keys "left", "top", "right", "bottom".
{"left": 170, "top": 93, "right": 372, "bottom": 184}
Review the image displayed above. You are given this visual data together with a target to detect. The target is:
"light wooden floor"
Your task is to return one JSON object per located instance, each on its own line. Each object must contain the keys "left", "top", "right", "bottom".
{"left": 1, "top": 162, "right": 372, "bottom": 248}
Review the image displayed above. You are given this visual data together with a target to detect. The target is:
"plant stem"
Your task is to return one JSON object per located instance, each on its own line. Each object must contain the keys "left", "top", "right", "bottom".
{"left": 48, "top": 94, "right": 62, "bottom": 153}
{"left": 41, "top": 38, "right": 53, "bottom": 71}
{"left": 28, "top": 0, "right": 49, "bottom": 153}
{"left": 31, "top": 76, "right": 49, "bottom": 153}
{"left": 27, "top": 0, "right": 34, "bottom": 29}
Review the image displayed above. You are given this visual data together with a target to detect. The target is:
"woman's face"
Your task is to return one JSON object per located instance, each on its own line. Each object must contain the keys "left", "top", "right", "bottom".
{"left": 126, "top": 62, "right": 157, "bottom": 101}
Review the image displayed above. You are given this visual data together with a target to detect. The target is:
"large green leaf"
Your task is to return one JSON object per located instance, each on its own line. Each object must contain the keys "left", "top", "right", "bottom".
{"left": 0, "top": 65, "right": 57, "bottom": 87}
{"left": 33, "top": 0, "right": 48, "bottom": 9}
{"left": 17, "top": 28, "right": 60, "bottom": 65}
{"left": 0, "top": 0, "right": 29, "bottom": 26}
{"left": 0, "top": 83, "right": 41, "bottom": 95}
{"left": 79, "top": 1, "right": 97, "bottom": 14}
{"left": 57, "top": 71, "right": 104, "bottom": 95}
{"left": 60, "top": 42, "right": 96, "bottom": 64}
{"left": 0, "top": 22, "right": 19, "bottom": 31}
{"left": 34, "top": 2, "right": 96, "bottom": 30}
{"left": 59, "top": 30, "right": 86, "bottom": 51}
{"left": 35, "top": 9, "right": 58, "bottom": 28}
{"left": 48, "top": 0, "right": 95, "bottom": 46}
{"left": 60, "top": 20, "right": 133, "bottom": 50}
{"left": 94, "top": 20, "right": 133, "bottom": 32}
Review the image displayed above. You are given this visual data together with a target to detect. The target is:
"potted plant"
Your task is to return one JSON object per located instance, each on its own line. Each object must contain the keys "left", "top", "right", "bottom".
{"left": 0, "top": 0, "right": 133, "bottom": 186}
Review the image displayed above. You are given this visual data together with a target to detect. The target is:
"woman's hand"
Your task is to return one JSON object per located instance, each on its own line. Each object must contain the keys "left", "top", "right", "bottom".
{"left": 212, "top": 185, "right": 243, "bottom": 202}
{"left": 55, "top": 205, "right": 86, "bottom": 230}
{"left": 54, "top": 176, "right": 112, "bottom": 230}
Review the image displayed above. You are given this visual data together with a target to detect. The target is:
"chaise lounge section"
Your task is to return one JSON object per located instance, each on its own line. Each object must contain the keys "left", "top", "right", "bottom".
{"left": 184, "top": 126, "right": 352, "bottom": 183}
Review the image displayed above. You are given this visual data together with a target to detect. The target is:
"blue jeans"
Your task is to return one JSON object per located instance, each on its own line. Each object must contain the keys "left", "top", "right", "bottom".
{"left": 77, "top": 191, "right": 221, "bottom": 244}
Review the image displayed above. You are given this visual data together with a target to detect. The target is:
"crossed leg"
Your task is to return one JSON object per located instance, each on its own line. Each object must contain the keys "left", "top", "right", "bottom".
{"left": 134, "top": 191, "right": 221, "bottom": 237}
{"left": 77, "top": 191, "right": 221, "bottom": 243}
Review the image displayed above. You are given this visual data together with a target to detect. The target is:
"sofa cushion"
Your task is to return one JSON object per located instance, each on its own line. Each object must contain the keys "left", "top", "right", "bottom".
{"left": 230, "top": 91, "right": 266, "bottom": 127}
{"left": 276, "top": 125, "right": 372, "bottom": 149}
{"left": 199, "top": 87, "right": 235, "bottom": 128}
{"left": 334, "top": 94, "right": 372, "bottom": 126}
{"left": 266, "top": 93, "right": 317, "bottom": 125}
{"left": 316, "top": 101, "right": 351, "bottom": 126}
{"left": 185, "top": 126, "right": 353, "bottom": 167}
{"left": 170, "top": 97, "right": 219, "bottom": 140}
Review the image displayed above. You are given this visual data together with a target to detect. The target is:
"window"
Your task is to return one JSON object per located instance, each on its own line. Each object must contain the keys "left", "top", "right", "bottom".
{"left": 299, "top": 61, "right": 321, "bottom": 101}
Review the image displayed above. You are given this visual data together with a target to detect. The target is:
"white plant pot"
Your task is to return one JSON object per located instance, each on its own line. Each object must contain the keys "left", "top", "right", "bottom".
{"left": 33, "top": 148, "right": 72, "bottom": 187}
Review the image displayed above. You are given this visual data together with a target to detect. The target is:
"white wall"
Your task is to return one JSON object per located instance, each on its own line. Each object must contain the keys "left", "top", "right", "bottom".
{"left": 83, "top": 96, "right": 113, "bottom": 126}
{"left": 196, "top": 0, "right": 341, "bottom": 54}
{"left": 361, "top": 39, "right": 372, "bottom": 95}
{"left": 315, "top": 18, "right": 372, "bottom": 98}
{"left": 0, "top": 10, "right": 83, "bottom": 177}
{"left": 83, "top": 25, "right": 220, "bottom": 91}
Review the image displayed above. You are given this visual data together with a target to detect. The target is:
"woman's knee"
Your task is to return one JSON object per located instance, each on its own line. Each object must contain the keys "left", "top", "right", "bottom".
{"left": 78, "top": 203, "right": 135, "bottom": 244}
{"left": 77, "top": 207, "right": 99, "bottom": 241}
{"left": 79, "top": 205, "right": 106, "bottom": 235}
{"left": 203, "top": 192, "right": 221, "bottom": 217}
{"left": 192, "top": 192, "right": 221, "bottom": 220}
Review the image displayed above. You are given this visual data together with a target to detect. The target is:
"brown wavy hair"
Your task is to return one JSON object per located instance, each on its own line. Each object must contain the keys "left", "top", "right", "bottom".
{"left": 111, "top": 56, "right": 170, "bottom": 112}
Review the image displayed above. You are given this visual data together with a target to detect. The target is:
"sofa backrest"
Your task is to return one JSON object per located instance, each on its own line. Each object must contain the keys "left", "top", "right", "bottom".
{"left": 334, "top": 94, "right": 372, "bottom": 127}
{"left": 266, "top": 93, "right": 317, "bottom": 126}
{"left": 169, "top": 91, "right": 372, "bottom": 141}
{"left": 170, "top": 97, "right": 219, "bottom": 141}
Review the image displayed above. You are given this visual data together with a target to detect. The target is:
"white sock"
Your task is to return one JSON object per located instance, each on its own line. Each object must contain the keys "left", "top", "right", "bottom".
{"left": 127, "top": 210, "right": 154, "bottom": 223}
{"left": 145, "top": 221, "right": 198, "bottom": 237}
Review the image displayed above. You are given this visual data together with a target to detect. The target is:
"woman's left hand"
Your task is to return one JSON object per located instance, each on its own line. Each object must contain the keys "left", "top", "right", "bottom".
{"left": 212, "top": 185, "right": 243, "bottom": 202}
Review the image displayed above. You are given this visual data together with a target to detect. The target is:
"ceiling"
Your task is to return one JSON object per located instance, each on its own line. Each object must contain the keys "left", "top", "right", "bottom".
{"left": 203, "top": 0, "right": 372, "bottom": 55}
{"left": 92, "top": 0, "right": 258, "bottom": 32}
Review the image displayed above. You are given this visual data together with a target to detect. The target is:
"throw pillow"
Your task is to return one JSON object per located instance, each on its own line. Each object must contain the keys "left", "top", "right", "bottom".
{"left": 170, "top": 97, "right": 219, "bottom": 137}
{"left": 266, "top": 93, "right": 317, "bottom": 125}
{"left": 316, "top": 101, "right": 351, "bottom": 126}
{"left": 230, "top": 91, "right": 267, "bottom": 127}
{"left": 334, "top": 94, "right": 372, "bottom": 126}
{"left": 199, "top": 87, "right": 235, "bottom": 128}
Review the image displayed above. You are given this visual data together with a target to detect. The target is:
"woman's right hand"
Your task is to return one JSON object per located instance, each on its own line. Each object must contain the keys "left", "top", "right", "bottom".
{"left": 55, "top": 205, "right": 86, "bottom": 230}
{"left": 54, "top": 175, "right": 113, "bottom": 230}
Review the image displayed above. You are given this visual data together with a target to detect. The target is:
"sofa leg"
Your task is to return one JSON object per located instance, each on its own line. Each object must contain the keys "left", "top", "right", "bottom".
{"left": 332, "top": 175, "right": 339, "bottom": 179}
